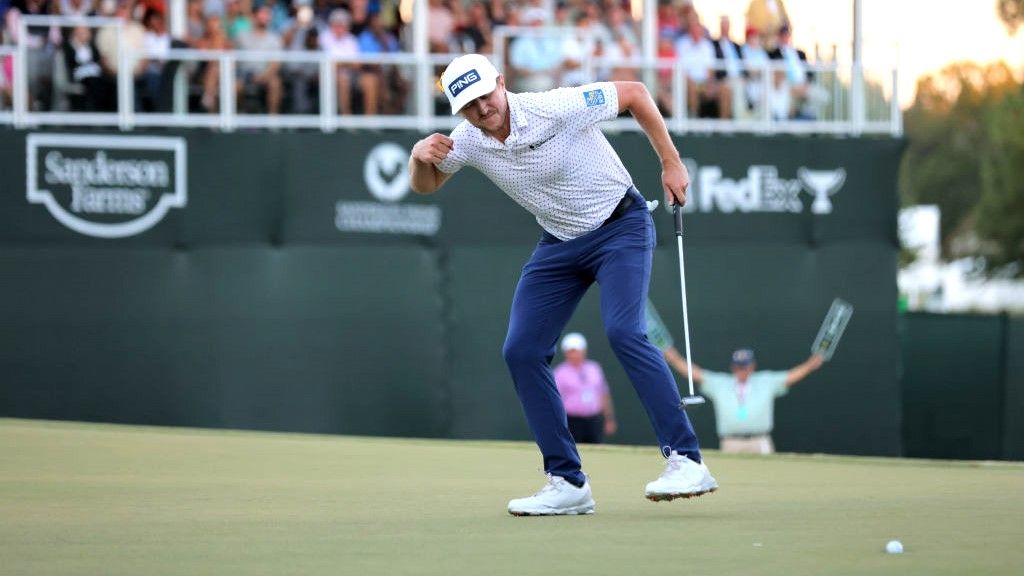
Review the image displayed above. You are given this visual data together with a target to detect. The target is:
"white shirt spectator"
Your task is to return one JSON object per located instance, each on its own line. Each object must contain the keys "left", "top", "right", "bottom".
{"left": 675, "top": 33, "right": 715, "bottom": 84}
{"left": 319, "top": 29, "right": 359, "bottom": 59}
{"left": 779, "top": 45, "right": 807, "bottom": 86}
{"left": 143, "top": 29, "right": 171, "bottom": 60}
{"left": 437, "top": 82, "right": 633, "bottom": 241}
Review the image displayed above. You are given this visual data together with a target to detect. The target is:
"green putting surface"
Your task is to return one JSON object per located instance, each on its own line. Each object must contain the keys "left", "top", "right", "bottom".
{"left": 2, "top": 418, "right": 1022, "bottom": 576}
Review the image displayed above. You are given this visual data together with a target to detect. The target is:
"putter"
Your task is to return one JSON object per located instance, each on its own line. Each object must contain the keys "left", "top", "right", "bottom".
{"left": 674, "top": 204, "right": 705, "bottom": 408}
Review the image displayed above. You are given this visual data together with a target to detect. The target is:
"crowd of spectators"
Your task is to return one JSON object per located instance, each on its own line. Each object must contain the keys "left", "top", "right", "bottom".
{"left": 0, "top": 0, "right": 824, "bottom": 120}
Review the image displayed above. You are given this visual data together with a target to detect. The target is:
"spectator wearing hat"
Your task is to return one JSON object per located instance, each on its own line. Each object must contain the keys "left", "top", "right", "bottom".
{"left": 553, "top": 333, "right": 618, "bottom": 444}
{"left": 673, "top": 348, "right": 824, "bottom": 454}
{"left": 320, "top": 8, "right": 379, "bottom": 115}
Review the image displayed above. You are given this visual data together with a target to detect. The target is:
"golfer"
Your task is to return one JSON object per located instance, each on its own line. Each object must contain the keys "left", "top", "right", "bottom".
{"left": 409, "top": 53, "right": 716, "bottom": 516}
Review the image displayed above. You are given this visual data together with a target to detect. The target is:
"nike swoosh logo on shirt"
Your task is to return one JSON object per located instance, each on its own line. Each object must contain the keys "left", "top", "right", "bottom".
{"left": 528, "top": 136, "right": 555, "bottom": 150}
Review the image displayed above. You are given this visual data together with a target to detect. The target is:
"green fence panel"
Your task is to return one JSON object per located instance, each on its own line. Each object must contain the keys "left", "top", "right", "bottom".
{"left": 901, "top": 313, "right": 1006, "bottom": 460}
{"left": 1004, "top": 318, "right": 1024, "bottom": 461}
{"left": 0, "top": 245, "right": 448, "bottom": 437}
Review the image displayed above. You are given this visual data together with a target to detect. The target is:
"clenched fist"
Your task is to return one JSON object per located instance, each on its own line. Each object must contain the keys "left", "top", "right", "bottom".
{"left": 411, "top": 133, "right": 454, "bottom": 165}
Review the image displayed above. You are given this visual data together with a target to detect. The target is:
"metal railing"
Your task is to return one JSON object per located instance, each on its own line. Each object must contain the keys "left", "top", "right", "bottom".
{"left": 2, "top": 16, "right": 901, "bottom": 136}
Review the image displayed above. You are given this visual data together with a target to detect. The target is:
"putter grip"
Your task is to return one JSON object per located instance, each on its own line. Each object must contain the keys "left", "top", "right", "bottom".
{"left": 673, "top": 204, "right": 684, "bottom": 237}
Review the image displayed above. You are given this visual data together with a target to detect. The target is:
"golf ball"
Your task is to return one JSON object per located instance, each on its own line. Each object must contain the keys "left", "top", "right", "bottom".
{"left": 885, "top": 540, "right": 904, "bottom": 554}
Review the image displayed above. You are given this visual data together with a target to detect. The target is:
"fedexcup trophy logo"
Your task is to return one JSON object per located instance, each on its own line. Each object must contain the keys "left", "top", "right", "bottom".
{"left": 335, "top": 142, "right": 441, "bottom": 236}
{"left": 676, "top": 160, "right": 847, "bottom": 215}
{"left": 26, "top": 134, "right": 187, "bottom": 238}
{"left": 798, "top": 168, "right": 846, "bottom": 215}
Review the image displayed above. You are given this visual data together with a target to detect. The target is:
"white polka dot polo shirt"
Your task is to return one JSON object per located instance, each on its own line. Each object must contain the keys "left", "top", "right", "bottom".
{"left": 437, "top": 82, "right": 635, "bottom": 241}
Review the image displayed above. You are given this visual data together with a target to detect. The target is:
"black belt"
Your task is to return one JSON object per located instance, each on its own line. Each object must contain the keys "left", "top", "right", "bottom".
{"left": 601, "top": 190, "right": 636, "bottom": 227}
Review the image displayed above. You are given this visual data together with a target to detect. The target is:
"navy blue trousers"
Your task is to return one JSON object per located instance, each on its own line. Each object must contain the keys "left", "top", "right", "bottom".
{"left": 502, "top": 189, "right": 703, "bottom": 486}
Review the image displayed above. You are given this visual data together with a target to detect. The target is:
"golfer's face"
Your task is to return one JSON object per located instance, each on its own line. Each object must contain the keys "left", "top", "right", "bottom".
{"left": 460, "top": 78, "right": 507, "bottom": 133}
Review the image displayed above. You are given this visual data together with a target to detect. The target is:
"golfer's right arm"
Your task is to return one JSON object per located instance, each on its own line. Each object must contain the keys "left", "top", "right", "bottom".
{"left": 409, "top": 134, "right": 454, "bottom": 194}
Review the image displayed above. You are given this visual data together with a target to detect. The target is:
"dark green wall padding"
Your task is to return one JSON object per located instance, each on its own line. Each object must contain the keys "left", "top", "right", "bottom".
{"left": 1, "top": 129, "right": 915, "bottom": 457}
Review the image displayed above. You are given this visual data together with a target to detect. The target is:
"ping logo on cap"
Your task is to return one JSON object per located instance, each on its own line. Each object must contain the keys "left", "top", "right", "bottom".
{"left": 448, "top": 69, "right": 481, "bottom": 97}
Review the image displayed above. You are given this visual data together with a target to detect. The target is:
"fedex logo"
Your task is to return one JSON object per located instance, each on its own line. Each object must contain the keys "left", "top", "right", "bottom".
{"left": 448, "top": 69, "right": 480, "bottom": 98}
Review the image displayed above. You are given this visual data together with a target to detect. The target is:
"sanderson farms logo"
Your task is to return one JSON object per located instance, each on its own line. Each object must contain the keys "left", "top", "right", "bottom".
{"left": 679, "top": 159, "right": 846, "bottom": 215}
{"left": 26, "top": 134, "right": 187, "bottom": 238}
{"left": 334, "top": 142, "right": 441, "bottom": 236}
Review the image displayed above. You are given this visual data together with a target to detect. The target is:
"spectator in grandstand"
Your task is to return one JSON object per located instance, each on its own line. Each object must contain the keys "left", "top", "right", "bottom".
{"left": 553, "top": 333, "right": 618, "bottom": 444}
{"left": 675, "top": 11, "right": 729, "bottom": 118}
{"left": 768, "top": 25, "right": 824, "bottom": 119}
{"left": 508, "top": 7, "right": 562, "bottom": 92}
{"left": 224, "top": 0, "right": 252, "bottom": 43}
{"left": 713, "top": 15, "right": 744, "bottom": 119}
{"left": 427, "top": 0, "right": 455, "bottom": 53}
{"left": 605, "top": 3, "right": 637, "bottom": 48}
{"left": 282, "top": 0, "right": 317, "bottom": 47}
{"left": 58, "top": 0, "right": 93, "bottom": 16}
{"left": 740, "top": 25, "right": 769, "bottom": 115}
{"left": 579, "top": 0, "right": 611, "bottom": 47}
{"left": 320, "top": 8, "right": 379, "bottom": 115}
{"left": 655, "top": 0, "right": 679, "bottom": 38}
{"left": 62, "top": 24, "right": 107, "bottom": 111}
{"left": 560, "top": 13, "right": 596, "bottom": 87}
{"left": 286, "top": 24, "right": 318, "bottom": 113}
{"left": 203, "top": 0, "right": 225, "bottom": 17}
{"left": 654, "top": 27, "right": 674, "bottom": 115}
{"left": 358, "top": 12, "right": 405, "bottom": 113}
{"left": 194, "top": 13, "right": 230, "bottom": 112}
{"left": 185, "top": 0, "right": 205, "bottom": 44}
{"left": 96, "top": 0, "right": 146, "bottom": 109}
{"left": 138, "top": 9, "right": 174, "bottom": 111}
{"left": 14, "top": 0, "right": 60, "bottom": 111}
{"left": 346, "top": 0, "right": 370, "bottom": 36}
{"left": 264, "top": 0, "right": 291, "bottom": 35}
{"left": 458, "top": 0, "right": 493, "bottom": 54}
{"left": 745, "top": 0, "right": 788, "bottom": 50}
{"left": 236, "top": 4, "right": 283, "bottom": 114}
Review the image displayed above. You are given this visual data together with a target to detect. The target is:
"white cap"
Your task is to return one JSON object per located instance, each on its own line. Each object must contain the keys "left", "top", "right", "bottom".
{"left": 440, "top": 53, "right": 499, "bottom": 115}
{"left": 561, "top": 332, "right": 587, "bottom": 352}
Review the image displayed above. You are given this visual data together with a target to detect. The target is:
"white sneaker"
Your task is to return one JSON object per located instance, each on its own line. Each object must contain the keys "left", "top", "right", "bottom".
{"left": 645, "top": 451, "right": 718, "bottom": 502}
{"left": 508, "top": 474, "right": 596, "bottom": 516}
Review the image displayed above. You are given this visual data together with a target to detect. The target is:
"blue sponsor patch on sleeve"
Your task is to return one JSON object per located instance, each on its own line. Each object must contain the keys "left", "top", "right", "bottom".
{"left": 583, "top": 89, "right": 605, "bottom": 107}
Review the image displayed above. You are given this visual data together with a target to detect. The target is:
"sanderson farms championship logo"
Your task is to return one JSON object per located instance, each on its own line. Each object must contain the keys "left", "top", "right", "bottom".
{"left": 26, "top": 134, "right": 187, "bottom": 238}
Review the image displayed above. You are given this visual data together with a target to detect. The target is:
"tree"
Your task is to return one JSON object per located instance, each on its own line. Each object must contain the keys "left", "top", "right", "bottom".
{"left": 976, "top": 87, "right": 1024, "bottom": 270}
{"left": 899, "top": 62, "right": 1019, "bottom": 259}
{"left": 997, "top": 0, "right": 1024, "bottom": 34}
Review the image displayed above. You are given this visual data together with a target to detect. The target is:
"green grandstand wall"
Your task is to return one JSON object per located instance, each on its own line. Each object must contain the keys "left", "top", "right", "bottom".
{"left": 0, "top": 129, "right": 906, "bottom": 456}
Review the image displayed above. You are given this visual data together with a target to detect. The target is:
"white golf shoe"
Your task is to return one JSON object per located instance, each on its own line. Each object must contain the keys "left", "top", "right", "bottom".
{"left": 508, "top": 474, "right": 595, "bottom": 516}
{"left": 645, "top": 451, "right": 718, "bottom": 502}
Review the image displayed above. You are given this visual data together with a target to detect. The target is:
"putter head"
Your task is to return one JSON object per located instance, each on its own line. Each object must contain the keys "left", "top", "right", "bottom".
{"left": 679, "top": 395, "right": 706, "bottom": 409}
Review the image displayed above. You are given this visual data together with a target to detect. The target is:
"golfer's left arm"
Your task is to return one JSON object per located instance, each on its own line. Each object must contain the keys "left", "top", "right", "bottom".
{"left": 784, "top": 354, "right": 825, "bottom": 387}
{"left": 613, "top": 81, "right": 689, "bottom": 207}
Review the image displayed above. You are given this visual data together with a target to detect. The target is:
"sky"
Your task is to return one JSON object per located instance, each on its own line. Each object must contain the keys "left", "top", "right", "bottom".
{"left": 698, "top": 0, "right": 1024, "bottom": 108}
